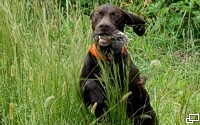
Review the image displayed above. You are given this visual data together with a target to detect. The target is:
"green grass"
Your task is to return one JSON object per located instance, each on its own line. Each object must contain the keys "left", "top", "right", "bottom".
{"left": 0, "top": 0, "right": 199, "bottom": 125}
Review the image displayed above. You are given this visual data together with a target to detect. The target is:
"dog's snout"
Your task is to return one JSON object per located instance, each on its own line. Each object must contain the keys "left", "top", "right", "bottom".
{"left": 99, "top": 23, "right": 110, "bottom": 30}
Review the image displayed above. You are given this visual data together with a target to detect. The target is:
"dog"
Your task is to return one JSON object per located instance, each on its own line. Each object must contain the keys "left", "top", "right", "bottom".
{"left": 80, "top": 4, "right": 158, "bottom": 125}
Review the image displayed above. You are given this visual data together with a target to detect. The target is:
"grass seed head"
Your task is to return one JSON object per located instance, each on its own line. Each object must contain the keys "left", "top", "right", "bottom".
{"left": 10, "top": 65, "right": 15, "bottom": 77}
{"left": 150, "top": 60, "right": 161, "bottom": 67}
{"left": 23, "top": 59, "right": 29, "bottom": 70}
{"left": 90, "top": 102, "right": 97, "bottom": 115}
{"left": 44, "top": 96, "right": 55, "bottom": 108}
{"left": 9, "top": 102, "right": 13, "bottom": 120}
{"left": 62, "top": 82, "right": 67, "bottom": 96}
{"left": 31, "top": 110, "right": 35, "bottom": 123}
{"left": 29, "top": 67, "right": 33, "bottom": 81}
{"left": 120, "top": 91, "right": 132, "bottom": 102}
{"left": 40, "top": 71, "right": 45, "bottom": 85}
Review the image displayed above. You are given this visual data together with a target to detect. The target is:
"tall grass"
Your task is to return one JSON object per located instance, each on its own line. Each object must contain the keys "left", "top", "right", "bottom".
{"left": 0, "top": 0, "right": 199, "bottom": 125}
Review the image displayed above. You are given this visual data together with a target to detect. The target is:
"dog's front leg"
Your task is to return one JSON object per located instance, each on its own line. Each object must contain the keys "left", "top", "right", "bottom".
{"left": 80, "top": 54, "right": 107, "bottom": 118}
{"left": 83, "top": 80, "right": 106, "bottom": 118}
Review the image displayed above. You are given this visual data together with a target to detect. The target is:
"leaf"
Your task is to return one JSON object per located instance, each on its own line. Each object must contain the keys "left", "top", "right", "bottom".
{"left": 192, "top": 11, "right": 200, "bottom": 16}
{"left": 195, "top": 0, "right": 200, "bottom": 6}
{"left": 161, "top": 7, "right": 169, "bottom": 15}
{"left": 192, "top": 16, "right": 200, "bottom": 23}
{"left": 169, "top": 14, "right": 183, "bottom": 26}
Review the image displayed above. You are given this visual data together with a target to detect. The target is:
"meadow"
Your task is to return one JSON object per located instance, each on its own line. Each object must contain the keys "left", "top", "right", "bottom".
{"left": 0, "top": 0, "right": 199, "bottom": 125}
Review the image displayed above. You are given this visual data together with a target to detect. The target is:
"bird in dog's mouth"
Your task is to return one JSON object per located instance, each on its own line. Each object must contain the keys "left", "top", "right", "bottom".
{"left": 92, "top": 31, "right": 129, "bottom": 50}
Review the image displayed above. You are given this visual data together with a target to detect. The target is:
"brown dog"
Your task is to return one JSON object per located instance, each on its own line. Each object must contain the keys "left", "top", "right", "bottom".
{"left": 80, "top": 4, "right": 158, "bottom": 125}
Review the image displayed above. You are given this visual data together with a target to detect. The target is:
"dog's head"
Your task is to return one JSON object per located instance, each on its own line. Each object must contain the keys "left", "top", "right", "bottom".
{"left": 90, "top": 4, "right": 145, "bottom": 48}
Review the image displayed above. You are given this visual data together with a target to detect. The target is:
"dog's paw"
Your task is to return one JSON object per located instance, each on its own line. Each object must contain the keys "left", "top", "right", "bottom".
{"left": 83, "top": 80, "right": 107, "bottom": 118}
{"left": 84, "top": 80, "right": 105, "bottom": 105}
{"left": 138, "top": 74, "right": 147, "bottom": 87}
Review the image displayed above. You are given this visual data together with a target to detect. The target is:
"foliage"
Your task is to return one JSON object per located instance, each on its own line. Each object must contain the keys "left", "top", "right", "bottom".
{"left": 0, "top": 0, "right": 199, "bottom": 125}
{"left": 147, "top": 0, "right": 200, "bottom": 39}
{"left": 60, "top": 0, "right": 200, "bottom": 46}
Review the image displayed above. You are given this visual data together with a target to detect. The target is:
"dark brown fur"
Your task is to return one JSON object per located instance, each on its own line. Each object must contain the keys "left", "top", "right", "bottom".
{"left": 80, "top": 4, "right": 158, "bottom": 125}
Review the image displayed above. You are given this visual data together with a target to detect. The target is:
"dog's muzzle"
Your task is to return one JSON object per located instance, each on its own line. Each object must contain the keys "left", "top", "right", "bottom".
{"left": 92, "top": 31, "right": 129, "bottom": 49}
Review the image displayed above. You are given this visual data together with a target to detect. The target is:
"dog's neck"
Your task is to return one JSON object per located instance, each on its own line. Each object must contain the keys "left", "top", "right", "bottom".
{"left": 99, "top": 45, "right": 122, "bottom": 55}
{"left": 89, "top": 43, "right": 125, "bottom": 60}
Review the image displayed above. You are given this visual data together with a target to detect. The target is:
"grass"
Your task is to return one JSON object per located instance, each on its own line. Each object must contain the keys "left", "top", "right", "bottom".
{"left": 0, "top": 0, "right": 199, "bottom": 125}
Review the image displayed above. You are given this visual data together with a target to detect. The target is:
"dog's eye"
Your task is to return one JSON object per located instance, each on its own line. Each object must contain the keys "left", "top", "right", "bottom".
{"left": 94, "top": 13, "right": 100, "bottom": 18}
{"left": 114, "top": 14, "right": 119, "bottom": 18}
{"left": 111, "top": 12, "right": 120, "bottom": 19}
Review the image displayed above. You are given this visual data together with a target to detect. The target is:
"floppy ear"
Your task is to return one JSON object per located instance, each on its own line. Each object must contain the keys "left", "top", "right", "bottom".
{"left": 124, "top": 12, "right": 146, "bottom": 36}
{"left": 90, "top": 11, "right": 94, "bottom": 20}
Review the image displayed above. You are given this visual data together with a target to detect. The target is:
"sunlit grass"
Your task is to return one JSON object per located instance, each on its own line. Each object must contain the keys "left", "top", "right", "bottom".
{"left": 0, "top": 0, "right": 199, "bottom": 125}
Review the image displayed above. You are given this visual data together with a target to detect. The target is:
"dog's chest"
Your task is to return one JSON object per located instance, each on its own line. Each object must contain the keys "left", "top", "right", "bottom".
{"left": 93, "top": 59, "right": 128, "bottom": 85}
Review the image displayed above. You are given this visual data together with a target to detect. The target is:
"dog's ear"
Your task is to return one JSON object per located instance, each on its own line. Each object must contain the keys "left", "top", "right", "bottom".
{"left": 90, "top": 9, "right": 96, "bottom": 21}
{"left": 124, "top": 12, "right": 146, "bottom": 36}
{"left": 90, "top": 11, "right": 94, "bottom": 20}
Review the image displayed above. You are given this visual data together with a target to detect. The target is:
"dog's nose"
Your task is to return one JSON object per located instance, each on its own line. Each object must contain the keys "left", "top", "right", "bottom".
{"left": 99, "top": 23, "right": 110, "bottom": 30}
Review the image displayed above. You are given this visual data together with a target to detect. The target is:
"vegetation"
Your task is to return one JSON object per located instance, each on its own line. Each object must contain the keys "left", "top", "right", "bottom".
{"left": 0, "top": 0, "right": 199, "bottom": 124}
